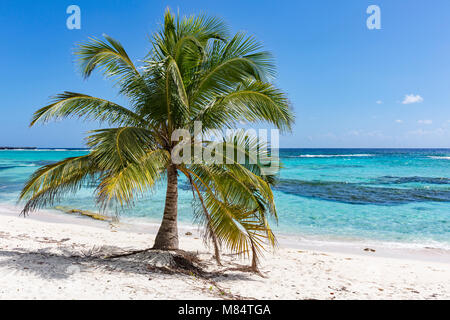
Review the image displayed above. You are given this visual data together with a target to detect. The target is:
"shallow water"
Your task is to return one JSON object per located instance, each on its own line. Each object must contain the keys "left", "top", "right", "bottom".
{"left": 0, "top": 148, "right": 449, "bottom": 248}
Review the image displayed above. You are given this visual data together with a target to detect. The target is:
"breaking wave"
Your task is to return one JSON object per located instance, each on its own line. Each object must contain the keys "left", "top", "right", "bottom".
{"left": 287, "top": 154, "right": 375, "bottom": 158}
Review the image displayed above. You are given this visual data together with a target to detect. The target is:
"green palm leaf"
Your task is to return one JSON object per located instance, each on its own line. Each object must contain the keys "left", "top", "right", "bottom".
{"left": 96, "top": 149, "right": 169, "bottom": 210}
{"left": 19, "top": 155, "right": 98, "bottom": 214}
{"left": 30, "top": 92, "right": 145, "bottom": 127}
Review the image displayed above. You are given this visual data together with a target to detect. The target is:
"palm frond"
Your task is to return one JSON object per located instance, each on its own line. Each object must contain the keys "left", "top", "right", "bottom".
{"left": 75, "top": 35, "right": 149, "bottom": 100}
{"left": 86, "top": 127, "right": 160, "bottom": 171}
{"left": 190, "top": 32, "right": 275, "bottom": 107}
{"left": 164, "top": 57, "right": 190, "bottom": 131}
{"left": 96, "top": 149, "right": 169, "bottom": 209}
{"left": 180, "top": 131, "right": 279, "bottom": 269}
{"left": 196, "top": 79, "right": 294, "bottom": 132}
{"left": 30, "top": 92, "right": 145, "bottom": 127}
{"left": 19, "top": 155, "right": 97, "bottom": 215}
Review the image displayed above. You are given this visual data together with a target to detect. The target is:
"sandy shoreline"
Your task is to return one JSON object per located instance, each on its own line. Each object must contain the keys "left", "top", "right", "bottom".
{"left": 0, "top": 206, "right": 449, "bottom": 300}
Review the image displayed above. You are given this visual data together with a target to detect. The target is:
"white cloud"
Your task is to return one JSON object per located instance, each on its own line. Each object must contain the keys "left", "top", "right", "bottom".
{"left": 376, "top": 100, "right": 383, "bottom": 104}
{"left": 347, "top": 130, "right": 361, "bottom": 136}
{"left": 395, "top": 119, "right": 403, "bottom": 123}
{"left": 402, "top": 94, "right": 423, "bottom": 104}
{"left": 408, "top": 128, "right": 445, "bottom": 136}
{"left": 418, "top": 119, "right": 433, "bottom": 125}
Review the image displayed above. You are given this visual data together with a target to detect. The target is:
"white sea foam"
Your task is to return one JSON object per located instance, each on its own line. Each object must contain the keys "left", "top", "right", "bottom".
{"left": 278, "top": 232, "right": 450, "bottom": 252}
{"left": 428, "top": 156, "right": 450, "bottom": 160}
{"left": 290, "top": 154, "right": 375, "bottom": 158}
{"left": 34, "top": 149, "right": 88, "bottom": 152}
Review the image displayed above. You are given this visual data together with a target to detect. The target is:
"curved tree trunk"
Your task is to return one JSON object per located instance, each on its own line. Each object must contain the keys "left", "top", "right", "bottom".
{"left": 153, "top": 164, "right": 179, "bottom": 250}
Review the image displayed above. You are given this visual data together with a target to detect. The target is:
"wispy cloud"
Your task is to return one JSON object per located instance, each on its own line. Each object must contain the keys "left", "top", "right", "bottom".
{"left": 345, "top": 130, "right": 387, "bottom": 139}
{"left": 395, "top": 119, "right": 403, "bottom": 123}
{"left": 402, "top": 94, "right": 423, "bottom": 104}
{"left": 376, "top": 100, "right": 383, "bottom": 104}
{"left": 418, "top": 119, "right": 432, "bottom": 125}
{"left": 347, "top": 130, "right": 361, "bottom": 136}
{"left": 408, "top": 128, "right": 445, "bottom": 136}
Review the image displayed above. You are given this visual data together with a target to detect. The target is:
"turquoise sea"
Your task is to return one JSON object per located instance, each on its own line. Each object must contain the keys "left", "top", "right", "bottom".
{"left": 0, "top": 148, "right": 449, "bottom": 248}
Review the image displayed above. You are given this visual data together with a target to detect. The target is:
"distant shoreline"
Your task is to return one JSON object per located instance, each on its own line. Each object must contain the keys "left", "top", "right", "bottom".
{"left": 1, "top": 147, "right": 450, "bottom": 150}
{"left": 0, "top": 147, "right": 37, "bottom": 150}
{"left": 0, "top": 147, "right": 89, "bottom": 151}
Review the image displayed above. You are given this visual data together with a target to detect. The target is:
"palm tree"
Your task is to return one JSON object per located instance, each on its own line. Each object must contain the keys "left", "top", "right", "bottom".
{"left": 19, "top": 9, "right": 294, "bottom": 270}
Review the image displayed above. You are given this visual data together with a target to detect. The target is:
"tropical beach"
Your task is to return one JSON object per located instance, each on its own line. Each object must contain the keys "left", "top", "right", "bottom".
{"left": 1, "top": 205, "right": 449, "bottom": 300}
{"left": 1, "top": 148, "right": 450, "bottom": 299}
{"left": 1, "top": 1, "right": 450, "bottom": 302}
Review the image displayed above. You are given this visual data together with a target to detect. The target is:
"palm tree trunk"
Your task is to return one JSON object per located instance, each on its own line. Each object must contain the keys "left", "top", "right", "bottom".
{"left": 153, "top": 164, "right": 179, "bottom": 250}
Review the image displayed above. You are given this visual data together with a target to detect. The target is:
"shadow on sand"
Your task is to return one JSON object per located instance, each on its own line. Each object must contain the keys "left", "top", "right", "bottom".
{"left": 0, "top": 244, "right": 258, "bottom": 298}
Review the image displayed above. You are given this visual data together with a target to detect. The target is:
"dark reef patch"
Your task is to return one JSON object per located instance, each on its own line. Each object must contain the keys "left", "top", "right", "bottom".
{"left": 374, "top": 176, "right": 450, "bottom": 185}
{"left": 0, "top": 166, "right": 19, "bottom": 171}
{"left": 274, "top": 179, "right": 450, "bottom": 206}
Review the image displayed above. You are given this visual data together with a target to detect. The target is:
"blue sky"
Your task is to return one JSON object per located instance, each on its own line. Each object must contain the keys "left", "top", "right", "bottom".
{"left": 1, "top": 0, "right": 449, "bottom": 148}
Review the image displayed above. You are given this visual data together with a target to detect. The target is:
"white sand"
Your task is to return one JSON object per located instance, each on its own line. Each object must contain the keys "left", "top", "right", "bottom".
{"left": 0, "top": 207, "right": 449, "bottom": 300}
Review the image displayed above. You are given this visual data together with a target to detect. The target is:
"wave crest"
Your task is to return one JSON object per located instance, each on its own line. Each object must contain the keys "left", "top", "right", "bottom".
{"left": 287, "top": 154, "right": 374, "bottom": 158}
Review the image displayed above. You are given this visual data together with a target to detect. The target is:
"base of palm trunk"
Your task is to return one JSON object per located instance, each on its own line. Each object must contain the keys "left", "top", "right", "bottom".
{"left": 145, "top": 250, "right": 204, "bottom": 276}
{"left": 146, "top": 250, "right": 179, "bottom": 268}
{"left": 152, "top": 232, "right": 179, "bottom": 250}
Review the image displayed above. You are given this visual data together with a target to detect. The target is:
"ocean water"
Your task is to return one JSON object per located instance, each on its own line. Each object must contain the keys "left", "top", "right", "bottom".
{"left": 0, "top": 148, "right": 449, "bottom": 248}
